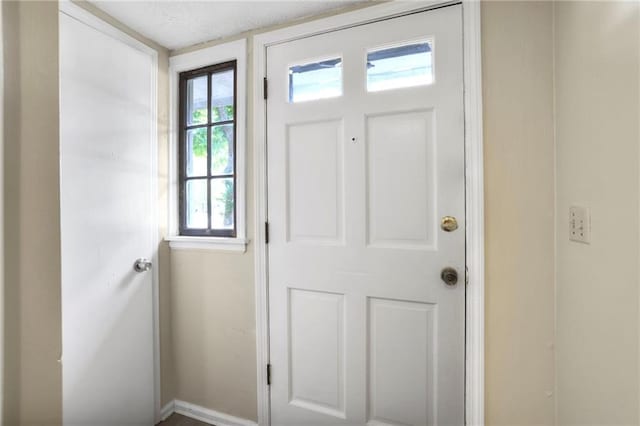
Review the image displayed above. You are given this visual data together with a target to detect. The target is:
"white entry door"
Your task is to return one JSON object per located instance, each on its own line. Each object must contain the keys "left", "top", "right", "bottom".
{"left": 60, "top": 8, "right": 156, "bottom": 425}
{"left": 267, "top": 5, "right": 464, "bottom": 426}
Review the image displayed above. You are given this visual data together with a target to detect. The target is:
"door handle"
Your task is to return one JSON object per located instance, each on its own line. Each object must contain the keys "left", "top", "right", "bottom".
{"left": 441, "top": 216, "right": 459, "bottom": 232}
{"left": 441, "top": 267, "right": 458, "bottom": 286}
{"left": 133, "top": 258, "right": 152, "bottom": 273}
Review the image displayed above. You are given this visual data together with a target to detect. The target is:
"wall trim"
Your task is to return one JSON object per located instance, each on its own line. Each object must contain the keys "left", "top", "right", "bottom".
{"left": 160, "top": 400, "right": 175, "bottom": 421}
{"left": 167, "top": 39, "right": 248, "bottom": 249}
{"left": 166, "top": 236, "right": 248, "bottom": 252}
{"left": 58, "top": 1, "right": 162, "bottom": 423}
{"left": 162, "top": 399, "right": 258, "bottom": 426}
{"left": 252, "top": 1, "right": 484, "bottom": 425}
{"left": 462, "top": 2, "right": 485, "bottom": 424}
{"left": 0, "top": 1, "right": 4, "bottom": 421}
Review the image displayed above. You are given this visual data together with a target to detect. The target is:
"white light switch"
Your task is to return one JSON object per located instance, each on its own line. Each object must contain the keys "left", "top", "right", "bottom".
{"left": 569, "top": 205, "right": 590, "bottom": 244}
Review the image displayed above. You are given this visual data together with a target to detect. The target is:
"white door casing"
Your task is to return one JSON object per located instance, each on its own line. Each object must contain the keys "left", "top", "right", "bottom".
{"left": 0, "top": 3, "right": 4, "bottom": 421}
{"left": 60, "top": 4, "right": 159, "bottom": 424}
{"left": 253, "top": 3, "right": 484, "bottom": 425}
{"left": 267, "top": 5, "right": 464, "bottom": 425}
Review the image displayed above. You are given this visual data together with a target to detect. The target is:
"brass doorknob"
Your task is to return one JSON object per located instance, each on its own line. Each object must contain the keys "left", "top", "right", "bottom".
{"left": 441, "top": 267, "right": 458, "bottom": 286}
{"left": 441, "top": 216, "right": 458, "bottom": 232}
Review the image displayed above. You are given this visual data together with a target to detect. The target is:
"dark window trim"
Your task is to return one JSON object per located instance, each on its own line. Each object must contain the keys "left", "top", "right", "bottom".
{"left": 178, "top": 60, "right": 237, "bottom": 238}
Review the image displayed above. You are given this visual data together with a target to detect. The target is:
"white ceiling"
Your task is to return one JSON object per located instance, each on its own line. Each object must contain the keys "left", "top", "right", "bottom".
{"left": 90, "top": 0, "right": 370, "bottom": 51}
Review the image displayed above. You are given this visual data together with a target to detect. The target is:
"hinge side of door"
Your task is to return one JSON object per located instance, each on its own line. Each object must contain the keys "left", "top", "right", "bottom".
{"left": 263, "top": 77, "right": 268, "bottom": 100}
{"left": 267, "top": 363, "right": 272, "bottom": 386}
{"left": 465, "top": 266, "right": 469, "bottom": 285}
{"left": 265, "top": 222, "right": 270, "bottom": 244}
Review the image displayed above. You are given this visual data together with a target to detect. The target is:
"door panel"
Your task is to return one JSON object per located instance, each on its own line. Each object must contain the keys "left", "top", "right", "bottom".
{"left": 289, "top": 289, "right": 346, "bottom": 418}
{"left": 368, "top": 298, "right": 436, "bottom": 426}
{"left": 60, "top": 11, "right": 155, "bottom": 425}
{"left": 268, "top": 5, "right": 464, "bottom": 425}
{"left": 366, "top": 109, "right": 436, "bottom": 249}
{"left": 286, "top": 119, "right": 345, "bottom": 244}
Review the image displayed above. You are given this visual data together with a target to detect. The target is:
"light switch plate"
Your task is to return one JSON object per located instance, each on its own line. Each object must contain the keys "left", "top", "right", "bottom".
{"left": 569, "top": 205, "right": 590, "bottom": 244}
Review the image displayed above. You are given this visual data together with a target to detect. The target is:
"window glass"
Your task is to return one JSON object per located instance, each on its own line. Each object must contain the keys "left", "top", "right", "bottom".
{"left": 211, "top": 124, "right": 234, "bottom": 175}
{"left": 186, "top": 76, "right": 208, "bottom": 125}
{"left": 185, "top": 179, "right": 208, "bottom": 229}
{"left": 180, "top": 61, "right": 237, "bottom": 237}
{"left": 212, "top": 69, "right": 234, "bottom": 122}
{"left": 186, "top": 128, "right": 208, "bottom": 177}
{"left": 289, "top": 57, "right": 342, "bottom": 103}
{"left": 211, "top": 178, "right": 235, "bottom": 230}
{"left": 367, "top": 40, "right": 434, "bottom": 92}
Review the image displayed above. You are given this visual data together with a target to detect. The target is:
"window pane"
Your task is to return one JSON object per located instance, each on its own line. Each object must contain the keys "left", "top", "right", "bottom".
{"left": 185, "top": 179, "right": 208, "bottom": 228}
{"left": 366, "top": 41, "right": 433, "bottom": 92}
{"left": 211, "top": 69, "right": 234, "bottom": 123}
{"left": 211, "top": 124, "right": 234, "bottom": 175}
{"left": 289, "top": 58, "right": 342, "bottom": 103}
{"left": 210, "top": 178, "right": 234, "bottom": 230}
{"left": 186, "top": 76, "right": 208, "bottom": 125}
{"left": 186, "top": 128, "right": 208, "bottom": 177}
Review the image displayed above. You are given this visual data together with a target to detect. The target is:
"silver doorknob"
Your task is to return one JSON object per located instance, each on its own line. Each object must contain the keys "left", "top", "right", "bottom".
{"left": 441, "top": 267, "right": 458, "bottom": 286}
{"left": 133, "top": 258, "right": 152, "bottom": 273}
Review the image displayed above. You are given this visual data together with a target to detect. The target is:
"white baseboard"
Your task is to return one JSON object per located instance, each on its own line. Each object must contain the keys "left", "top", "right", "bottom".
{"left": 160, "top": 400, "right": 175, "bottom": 421}
{"left": 159, "top": 399, "right": 257, "bottom": 426}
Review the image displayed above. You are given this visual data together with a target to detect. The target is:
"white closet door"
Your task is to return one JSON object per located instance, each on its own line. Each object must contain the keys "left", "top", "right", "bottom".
{"left": 60, "top": 10, "right": 155, "bottom": 425}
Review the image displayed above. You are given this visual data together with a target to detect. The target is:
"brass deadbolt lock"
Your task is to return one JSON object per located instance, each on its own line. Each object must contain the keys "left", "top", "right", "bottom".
{"left": 441, "top": 267, "right": 458, "bottom": 286}
{"left": 441, "top": 216, "right": 458, "bottom": 232}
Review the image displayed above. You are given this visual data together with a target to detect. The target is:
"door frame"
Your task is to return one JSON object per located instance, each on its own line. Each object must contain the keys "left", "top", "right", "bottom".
{"left": 0, "top": 2, "right": 4, "bottom": 421}
{"left": 252, "top": 1, "right": 484, "bottom": 425}
{"left": 58, "top": 2, "right": 162, "bottom": 422}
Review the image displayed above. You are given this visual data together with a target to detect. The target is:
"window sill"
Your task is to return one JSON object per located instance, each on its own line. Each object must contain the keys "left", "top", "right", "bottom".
{"left": 166, "top": 236, "right": 248, "bottom": 253}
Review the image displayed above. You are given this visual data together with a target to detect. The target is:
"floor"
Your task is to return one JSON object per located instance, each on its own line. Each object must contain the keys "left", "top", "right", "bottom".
{"left": 157, "top": 414, "right": 212, "bottom": 426}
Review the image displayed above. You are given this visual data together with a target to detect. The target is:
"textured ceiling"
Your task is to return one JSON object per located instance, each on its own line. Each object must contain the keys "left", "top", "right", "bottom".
{"left": 90, "top": 0, "right": 369, "bottom": 51}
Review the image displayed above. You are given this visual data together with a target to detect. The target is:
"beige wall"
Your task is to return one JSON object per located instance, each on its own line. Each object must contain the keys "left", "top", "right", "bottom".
{"left": 482, "top": 2, "right": 556, "bottom": 424}
{"left": 3, "top": 3, "right": 19, "bottom": 422}
{"left": 2, "top": 1, "right": 62, "bottom": 424}
{"left": 170, "top": 249, "right": 257, "bottom": 419}
{"left": 168, "top": 2, "right": 559, "bottom": 425}
{"left": 555, "top": 2, "right": 640, "bottom": 424}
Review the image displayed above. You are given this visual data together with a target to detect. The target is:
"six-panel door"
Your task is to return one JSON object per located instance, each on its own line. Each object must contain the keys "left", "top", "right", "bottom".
{"left": 267, "top": 5, "right": 465, "bottom": 426}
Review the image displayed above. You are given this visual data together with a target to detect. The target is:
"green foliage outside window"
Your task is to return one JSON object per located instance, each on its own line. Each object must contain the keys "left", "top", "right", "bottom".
{"left": 190, "top": 105, "right": 235, "bottom": 227}
{"left": 190, "top": 106, "right": 234, "bottom": 158}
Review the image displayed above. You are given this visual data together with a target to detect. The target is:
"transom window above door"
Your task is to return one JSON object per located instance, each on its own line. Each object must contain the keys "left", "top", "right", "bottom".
{"left": 288, "top": 57, "right": 343, "bottom": 103}
{"left": 287, "top": 39, "right": 434, "bottom": 103}
{"left": 366, "top": 39, "right": 434, "bottom": 92}
{"left": 179, "top": 61, "right": 237, "bottom": 237}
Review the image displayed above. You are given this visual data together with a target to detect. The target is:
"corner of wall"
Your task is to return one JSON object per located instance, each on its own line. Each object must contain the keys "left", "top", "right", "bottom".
{"left": 1, "top": 0, "right": 20, "bottom": 422}
{"left": 3, "top": 0, "right": 63, "bottom": 423}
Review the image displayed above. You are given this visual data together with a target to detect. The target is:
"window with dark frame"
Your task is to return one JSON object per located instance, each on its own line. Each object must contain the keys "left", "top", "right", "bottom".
{"left": 179, "top": 60, "right": 237, "bottom": 237}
